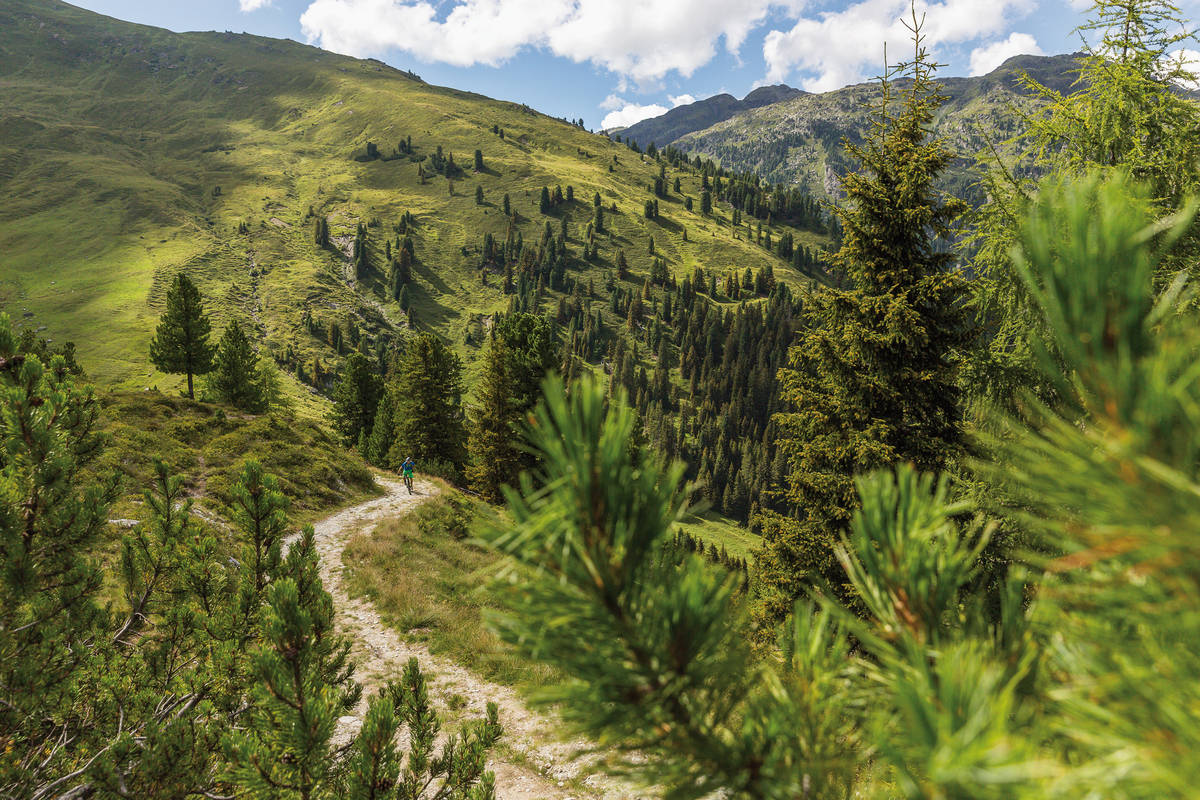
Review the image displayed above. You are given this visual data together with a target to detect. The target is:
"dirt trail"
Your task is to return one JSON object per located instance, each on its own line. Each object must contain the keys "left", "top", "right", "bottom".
{"left": 305, "top": 478, "right": 645, "bottom": 800}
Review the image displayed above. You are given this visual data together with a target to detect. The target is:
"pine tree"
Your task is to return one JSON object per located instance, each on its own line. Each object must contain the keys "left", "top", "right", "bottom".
{"left": 347, "top": 660, "right": 500, "bottom": 800}
{"left": 467, "top": 335, "right": 522, "bottom": 502}
{"left": 228, "top": 459, "right": 289, "bottom": 619}
{"left": 539, "top": 186, "right": 551, "bottom": 214}
{"left": 330, "top": 351, "right": 383, "bottom": 448}
{"left": 149, "top": 273, "right": 216, "bottom": 399}
{"left": 473, "top": 148, "right": 484, "bottom": 172}
{"left": 222, "top": 528, "right": 359, "bottom": 796}
{"left": 208, "top": 319, "right": 265, "bottom": 411}
{"left": 0, "top": 314, "right": 117, "bottom": 792}
{"left": 475, "top": 184, "right": 485, "bottom": 205}
{"left": 757, "top": 17, "right": 972, "bottom": 628}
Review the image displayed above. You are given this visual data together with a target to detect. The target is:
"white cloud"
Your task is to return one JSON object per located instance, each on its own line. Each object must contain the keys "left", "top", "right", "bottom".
{"left": 762, "top": 0, "right": 1036, "bottom": 91}
{"left": 300, "top": 0, "right": 570, "bottom": 68}
{"left": 600, "top": 101, "right": 668, "bottom": 129}
{"left": 298, "top": 0, "right": 1055, "bottom": 98}
{"left": 598, "top": 91, "right": 696, "bottom": 129}
{"left": 300, "top": 0, "right": 774, "bottom": 85}
{"left": 239, "top": 0, "right": 272, "bottom": 10}
{"left": 969, "top": 32, "right": 1042, "bottom": 75}
{"left": 1164, "top": 48, "right": 1200, "bottom": 89}
{"left": 599, "top": 94, "right": 625, "bottom": 111}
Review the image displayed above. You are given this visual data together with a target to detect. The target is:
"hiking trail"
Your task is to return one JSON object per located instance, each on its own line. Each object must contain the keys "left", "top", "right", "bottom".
{"left": 304, "top": 477, "right": 644, "bottom": 800}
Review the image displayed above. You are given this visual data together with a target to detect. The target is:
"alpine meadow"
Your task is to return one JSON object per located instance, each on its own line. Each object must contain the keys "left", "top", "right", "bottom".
{"left": 3, "top": 0, "right": 1200, "bottom": 797}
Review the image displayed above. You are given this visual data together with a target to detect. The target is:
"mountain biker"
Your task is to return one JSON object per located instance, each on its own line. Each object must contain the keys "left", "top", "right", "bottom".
{"left": 401, "top": 457, "right": 416, "bottom": 494}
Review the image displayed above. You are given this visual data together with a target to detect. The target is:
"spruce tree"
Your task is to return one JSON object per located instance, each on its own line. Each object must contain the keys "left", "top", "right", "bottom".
{"left": 385, "top": 333, "right": 467, "bottom": 474}
{"left": 475, "top": 184, "right": 484, "bottom": 205}
{"left": 467, "top": 334, "right": 522, "bottom": 502}
{"left": 330, "top": 351, "right": 383, "bottom": 449}
{"left": 756, "top": 18, "right": 972, "bottom": 628}
{"left": 366, "top": 389, "right": 396, "bottom": 466}
{"left": 539, "top": 186, "right": 551, "bottom": 214}
{"left": 494, "top": 312, "right": 557, "bottom": 415}
{"left": 149, "top": 273, "right": 215, "bottom": 399}
{"left": 209, "top": 319, "right": 265, "bottom": 411}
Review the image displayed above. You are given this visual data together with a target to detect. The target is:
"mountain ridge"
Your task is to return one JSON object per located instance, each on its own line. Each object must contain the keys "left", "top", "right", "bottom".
{"left": 620, "top": 52, "right": 1083, "bottom": 197}
{"left": 616, "top": 83, "right": 805, "bottom": 145}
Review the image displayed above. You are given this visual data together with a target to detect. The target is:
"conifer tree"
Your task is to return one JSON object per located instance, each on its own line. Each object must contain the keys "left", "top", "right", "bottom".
{"left": 209, "top": 320, "right": 266, "bottom": 411}
{"left": 385, "top": 333, "right": 467, "bottom": 474}
{"left": 494, "top": 312, "right": 557, "bottom": 416}
{"left": 467, "top": 334, "right": 522, "bottom": 502}
{"left": 539, "top": 186, "right": 551, "bottom": 214}
{"left": 475, "top": 184, "right": 484, "bottom": 205}
{"left": 0, "top": 315, "right": 116, "bottom": 791}
{"left": 391, "top": 248, "right": 413, "bottom": 300}
{"left": 228, "top": 459, "right": 289, "bottom": 628}
{"left": 756, "top": 15, "right": 972, "bottom": 628}
{"left": 969, "top": 0, "right": 1200, "bottom": 403}
{"left": 330, "top": 351, "right": 383, "bottom": 449}
{"left": 347, "top": 661, "right": 500, "bottom": 800}
{"left": 222, "top": 528, "right": 359, "bottom": 796}
{"left": 473, "top": 148, "right": 484, "bottom": 172}
{"left": 149, "top": 273, "right": 216, "bottom": 399}
{"left": 365, "top": 389, "right": 396, "bottom": 466}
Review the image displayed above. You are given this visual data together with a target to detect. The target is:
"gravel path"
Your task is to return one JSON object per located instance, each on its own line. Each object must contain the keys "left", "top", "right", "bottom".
{"left": 303, "top": 477, "right": 646, "bottom": 800}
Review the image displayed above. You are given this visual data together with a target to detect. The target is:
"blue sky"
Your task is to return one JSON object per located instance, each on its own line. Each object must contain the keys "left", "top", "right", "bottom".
{"left": 70, "top": 0, "right": 1189, "bottom": 129}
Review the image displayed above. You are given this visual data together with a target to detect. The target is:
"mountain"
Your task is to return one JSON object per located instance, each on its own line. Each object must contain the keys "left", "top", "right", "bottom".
{"left": 618, "top": 84, "right": 806, "bottom": 149}
{"left": 0, "top": 0, "right": 825, "bottom": 393}
{"left": 624, "top": 53, "right": 1083, "bottom": 199}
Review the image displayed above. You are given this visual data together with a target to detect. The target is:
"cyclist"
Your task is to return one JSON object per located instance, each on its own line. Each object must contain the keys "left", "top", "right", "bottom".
{"left": 400, "top": 456, "right": 416, "bottom": 494}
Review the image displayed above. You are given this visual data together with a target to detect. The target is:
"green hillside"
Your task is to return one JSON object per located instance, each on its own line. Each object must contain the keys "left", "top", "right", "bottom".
{"left": 0, "top": 0, "right": 826, "bottom": 399}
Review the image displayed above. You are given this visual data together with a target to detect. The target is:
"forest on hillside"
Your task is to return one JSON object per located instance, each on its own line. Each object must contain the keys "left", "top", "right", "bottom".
{"left": 5, "top": 0, "right": 1200, "bottom": 797}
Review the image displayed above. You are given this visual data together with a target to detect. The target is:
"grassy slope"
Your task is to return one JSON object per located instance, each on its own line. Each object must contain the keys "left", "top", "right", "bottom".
{"left": 677, "top": 509, "right": 758, "bottom": 561}
{"left": 95, "top": 390, "right": 378, "bottom": 522}
{"left": 0, "top": 0, "right": 826, "bottom": 402}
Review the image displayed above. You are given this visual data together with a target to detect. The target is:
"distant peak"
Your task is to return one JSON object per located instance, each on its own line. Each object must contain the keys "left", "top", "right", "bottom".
{"left": 741, "top": 84, "right": 805, "bottom": 108}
